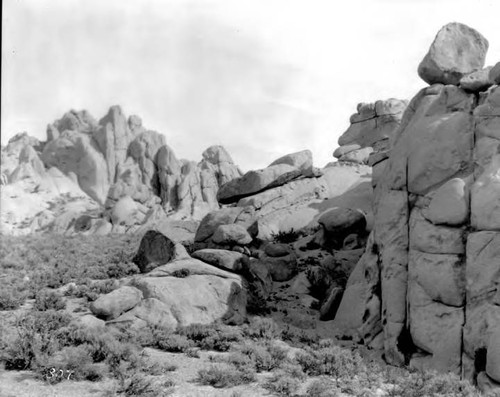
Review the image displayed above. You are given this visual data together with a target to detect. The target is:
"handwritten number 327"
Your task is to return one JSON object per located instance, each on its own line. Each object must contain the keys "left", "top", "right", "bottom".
{"left": 46, "top": 368, "right": 74, "bottom": 380}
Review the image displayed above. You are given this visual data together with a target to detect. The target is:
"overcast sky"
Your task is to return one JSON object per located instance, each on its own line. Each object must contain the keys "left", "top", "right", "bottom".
{"left": 2, "top": 0, "right": 499, "bottom": 171}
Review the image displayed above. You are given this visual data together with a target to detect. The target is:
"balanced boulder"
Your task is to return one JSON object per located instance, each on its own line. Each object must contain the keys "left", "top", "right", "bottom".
{"left": 418, "top": 22, "right": 488, "bottom": 85}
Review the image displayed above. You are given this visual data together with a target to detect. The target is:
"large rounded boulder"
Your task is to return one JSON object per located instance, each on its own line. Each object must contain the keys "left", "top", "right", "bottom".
{"left": 133, "top": 230, "right": 190, "bottom": 273}
{"left": 418, "top": 22, "right": 488, "bottom": 85}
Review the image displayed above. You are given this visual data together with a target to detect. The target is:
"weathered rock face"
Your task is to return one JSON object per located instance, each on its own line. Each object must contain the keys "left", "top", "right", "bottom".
{"left": 418, "top": 22, "right": 489, "bottom": 85}
{"left": 1, "top": 136, "right": 101, "bottom": 236}
{"left": 49, "top": 110, "right": 98, "bottom": 138}
{"left": 42, "top": 131, "right": 109, "bottom": 204}
{"left": 1, "top": 132, "right": 42, "bottom": 179}
{"left": 333, "top": 23, "right": 500, "bottom": 387}
{"left": 94, "top": 105, "right": 134, "bottom": 183}
{"left": 200, "top": 145, "right": 243, "bottom": 187}
{"left": 334, "top": 98, "right": 408, "bottom": 169}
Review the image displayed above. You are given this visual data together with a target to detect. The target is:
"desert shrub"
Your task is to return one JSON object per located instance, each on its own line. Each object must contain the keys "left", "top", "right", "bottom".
{"left": 171, "top": 268, "right": 190, "bottom": 278}
{"left": 133, "top": 325, "right": 156, "bottom": 347}
{"left": 178, "top": 323, "right": 242, "bottom": 351}
{"left": 307, "top": 377, "right": 340, "bottom": 397}
{"left": 33, "top": 289, "right": 66, "bottom": 311}
{"left": 35, "top": 345, "right": 103, "bottom": 383}
{"left": 106, "top": 342, "right": 144, "bottom": 387}
{"left": 387, "top": 369, "right": 480, "bottom": 397}
{"left": 55, "top": 322, "right": 141, "bottom": 369}
{"left": 119, "top": 373, "right": 175, "bottom": 396}
{"left": 185, "top": 347, "right": 201, "bottom": 358}
{"left": 281, "top": 326, "right": 319, "bottom": 347}
{"left": 296, "top": 344, "right": 365, "bottom": 382}
{"left": 220, "top": 352, "right": 255, "bottom": 371}
{"left": 106, "top": 259, "right": 139, "bottom": 279}
{"left": 69, "top": 279, "right": 119, "bottom": 302}
{"left": 239, "top": 341, "right": 288, "bottom": 372}
{"left": 264, "top": 371, "right": 301, "bottom": 396}
{"left": 156, "top": 333, "right": 193, "bottom": 353}
{"left": 242, "top": 317, "right": 281, "bottom": 340}
{"left": 3, "top": 310, "right": 72, "bottom": 370}
{"left": 0, "top": 234, "right": 140, "bottom": 298}
{"left": 144, "top": 361, "right": 177, "bottom": 375}
{"left": 0, "top": 287, "right": 25, "bottom": 310}
{"left": 197, "top": 364, "right": 255, "bottom": 388}
{"left": 272, "top": 228, "right": 300, "bottom": 244}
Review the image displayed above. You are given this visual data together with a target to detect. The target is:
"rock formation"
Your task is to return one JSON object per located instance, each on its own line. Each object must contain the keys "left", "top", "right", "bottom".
{"left": 333, "top": 22, "right": 500, "bottom": 392}
{"left": 190, "top": 148, "right": 373, "bottom": 247}
{"left": 1, "top": 107, "right": 242, "bottom": 235}
{"left": 334, "top": 99, "right": 408, "bottom": 166}
{"left": 91, "top": 254, "right": 248, "bottom": 329}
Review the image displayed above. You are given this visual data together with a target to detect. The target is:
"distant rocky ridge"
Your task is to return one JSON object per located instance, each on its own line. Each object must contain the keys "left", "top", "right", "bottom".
{"left": 1, "top": 107, "right": 243, "bottom": 235}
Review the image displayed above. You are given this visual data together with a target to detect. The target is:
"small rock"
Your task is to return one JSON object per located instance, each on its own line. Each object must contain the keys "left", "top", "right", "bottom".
{"left": 264, "top": 243, "right": 291, "bottom": 258}
{"left": 191, "top": 249, "right": 245, "bottom": 272}
{"left": 460, "top": 67, "right": 494, "bottom": 92}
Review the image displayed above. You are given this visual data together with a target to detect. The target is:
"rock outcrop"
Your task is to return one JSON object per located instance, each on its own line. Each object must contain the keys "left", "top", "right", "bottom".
{"left": 1, "top": 107, "right": 243, "bottom": 235}
{"left": 195, "top": 158, "right": 373, "bottom": 244}
{"left": 333, "top": 22, "right": 500, "bottom": 391}
{"left": 104, "top": 258, "right": 247, "bottom": 329}
{"left": 334, "top": 99, "right": 408, "bottom": 167}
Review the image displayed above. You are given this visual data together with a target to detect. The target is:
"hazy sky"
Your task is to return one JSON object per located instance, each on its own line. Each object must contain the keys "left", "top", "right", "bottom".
{"left": 2, "top": 0, "right": 499, "bottom": 171}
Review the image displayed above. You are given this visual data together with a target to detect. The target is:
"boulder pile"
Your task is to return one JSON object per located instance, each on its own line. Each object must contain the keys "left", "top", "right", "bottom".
{"left": 194, "top": 149, "right": 373, "bottom": 244}
{"left": 89, "top": 230, "right": 247, "bottom": 329}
